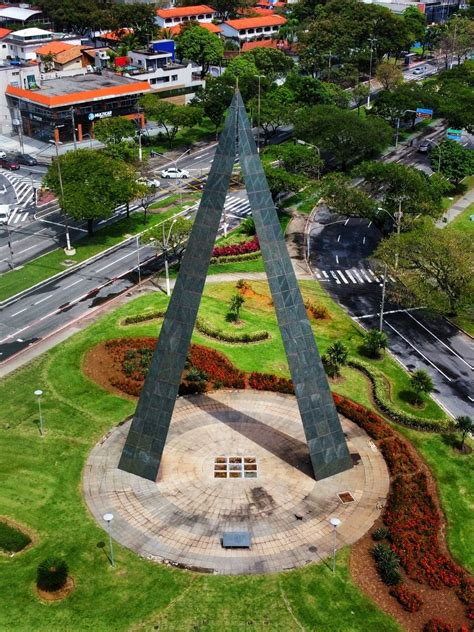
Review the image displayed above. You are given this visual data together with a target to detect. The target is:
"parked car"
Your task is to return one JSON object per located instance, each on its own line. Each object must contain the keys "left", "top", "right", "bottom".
{"left": 160, "top": 167, "right": 190, "bottom": 179}
{"left": 412, "top": 66, "right": 426, "bottom": 75}
{"left": 138, "top": 177, "right": 161, "bottom": 188}
{"left": 0, "top": 204, "right": 10, "bottom": 224}
{"left": 13, "top": 153, "right": 38, "bottom": 166}
{"left": 0, "top": 157, "right": 20, "bottom": 170}
{"left": 417, "top": 140, "right": 433, "bottom": 153}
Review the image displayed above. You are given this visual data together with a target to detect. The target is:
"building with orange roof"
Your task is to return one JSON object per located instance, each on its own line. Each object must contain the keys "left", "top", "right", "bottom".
{"left": 2, "top": 27, "right": 84, "bottom": 63}
{"left": 165, "top": 21, "right": 221, "bottom": 36}
{"left": 155, "top": 5, "right": 217, "bottom": 28}
{"left": 220, "top": 14, "right": 286, "bottom": 44}
{"left": 36, "top": 43, "right": 85, "bottom": 75}
{"left": 6, "top": 72, "right": 150, "bottom": 143}
{"left": 241, "top": 38, "right": 289, "bottom": 52}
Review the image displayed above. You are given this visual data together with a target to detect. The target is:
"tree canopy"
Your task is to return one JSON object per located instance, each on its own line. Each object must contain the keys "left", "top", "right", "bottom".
{"left": 140, "top": 95, "right": 202, "bottom": 146}
{"left": 192, "top": 76, "right": 233, "bottom": 132}
{"left": 94, "top": 117, "right": 136, "bottom": 145}
{"left": 175, "top": 23, "right": 224, "bottom": 79}
{"left": 429, "top": 140, "right": 474, "bottom": 184}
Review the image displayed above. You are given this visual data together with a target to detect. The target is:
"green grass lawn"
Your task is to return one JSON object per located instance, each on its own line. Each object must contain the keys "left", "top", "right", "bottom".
{"left": 0, "top": 195, "right": 199, "bottom": 303}
{"left": 447, "top": 202, "right": 474, "bottom": 234}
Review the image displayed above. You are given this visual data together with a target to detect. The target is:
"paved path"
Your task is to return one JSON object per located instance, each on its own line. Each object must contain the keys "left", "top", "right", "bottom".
{"left": 437, "top": 187, "right": 474, "bottom": 227}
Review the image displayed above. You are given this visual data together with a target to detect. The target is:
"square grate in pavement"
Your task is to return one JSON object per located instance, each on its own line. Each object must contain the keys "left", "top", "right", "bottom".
{"left": 214, "top": 456, "right": 257, "bottom": 479}
{"left": 338, "top": 491, "right": 355, "bottom": 504}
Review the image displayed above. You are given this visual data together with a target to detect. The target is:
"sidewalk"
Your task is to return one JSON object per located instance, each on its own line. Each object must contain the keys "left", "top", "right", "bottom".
{"left": 437, "top": 187, "right": 474, "bottom": 227}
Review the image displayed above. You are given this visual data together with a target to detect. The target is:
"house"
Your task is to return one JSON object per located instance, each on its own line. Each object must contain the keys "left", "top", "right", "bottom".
{"left": 5, "top": 27, "right": 54, "bottom": 62}
{"left": 36, "top": 41, "right": 85, "bottom": 75}
{"left": 220, "top": 15, "right": 286, "bottom": 44}
{"left": 241, "top": 38, "right": 289, "bottom": 52}
{"left": 155, "top": 5, "right": 217, "bottom": 28}
{"left": 165, "top": 21, "right": 221, "bottom": 36}
{"left": 124, "top": 40, "right": 204, "bottom": 104}
{"left": 0, "top": 26, "right": 11, "bottom": 60}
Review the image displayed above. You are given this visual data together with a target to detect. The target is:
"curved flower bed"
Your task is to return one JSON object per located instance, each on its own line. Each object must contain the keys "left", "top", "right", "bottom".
{"left": 212, "top": 236, "right": 260, "bottom": 258}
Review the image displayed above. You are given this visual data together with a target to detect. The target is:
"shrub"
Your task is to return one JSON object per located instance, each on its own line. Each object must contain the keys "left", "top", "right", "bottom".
{"left": 187, "top": 367, "right": 208, "bottom": 382}
{"left": 210, "top": 251, "right": 261, "bottom": 265}
{"left": 372, "top": 527, "right": 389, "bottom": 541}
{"left": 240, "top": 217, "right": 256, "bottom": 236}
{"left": 0, "top": 521, "right": 31, "bottom": 553}
{"left": 188, "top": 344, "right": 246, "bottom": 389}
{"left": 304, "top": 300, "right": 329, "bottom": 320}
{"left": 348, "top": 359, "right": 452, "bottom": 431}
{"left": 379, "top": 437, "right": 418, "bottom": 477}
{"left": 390, "top": 584, "right": 423, "bottom": 612}
{"left": 364, "top": 328, "right": 388, "bottom": 358}
{"left": 37, "top": 558, "right": 69, "bottom": 592}
{"left": 123, "top": 310, "right": 166, "bottom": 325}
{"left": 423, "top": 620, "right": 455, "bottom": 632}
{"left": 236, "top": 279, "right": 250, "bottom": 290}
{"left": 212, "top": 236, "right": 260, "bottom": 258}
{"left": 248, "top": 372, "right": 294, "bottom": 394}
{"left": 332, "top": 393, "right": 393, "bottom": 440}
{"left": 196, "top": 318, "right": 269, "bottom": 343}
{"left": 372, "top": 543, "right": 402, "bottom": 585}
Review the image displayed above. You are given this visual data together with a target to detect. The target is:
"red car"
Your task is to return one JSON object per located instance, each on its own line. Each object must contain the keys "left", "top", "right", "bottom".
{"left": 0, "top": 157, "right": 20, "bottom": 170}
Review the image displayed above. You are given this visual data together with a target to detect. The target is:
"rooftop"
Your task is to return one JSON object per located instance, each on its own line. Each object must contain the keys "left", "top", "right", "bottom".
{"left": 0, "top": 27, "right": 11, "bottom": 38}
{"left": 7, "top": 27, "right": 52, "bottom": 38}
{"left": 35, "top": 40, "right": 75, "bottom": 56}
{"left": 224, "top": 14, "right": 286, "bottom": 28}
{"left": 166, "top": 21, "right": 221, "bottom": 35}
{"left": 6, "top": 72, "right": 150, "bottom": 107}
{"left": 156, "top": 5, "right": 216, "bottom": 18}
{"left": 0, "top": 6, "right": 42, "bottom": 21}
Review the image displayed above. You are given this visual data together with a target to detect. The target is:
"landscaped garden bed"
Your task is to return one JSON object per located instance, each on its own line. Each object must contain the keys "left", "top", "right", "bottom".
{"left": 0, "top": 518, "right": 32, "bottom": 555}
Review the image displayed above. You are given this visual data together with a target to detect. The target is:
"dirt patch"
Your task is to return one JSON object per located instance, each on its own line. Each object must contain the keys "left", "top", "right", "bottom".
{"left": 0, "top": 515, "right": 37, "bottom": 557}
{"left": 37, "top": 576, "right": 75, "bottom": 602}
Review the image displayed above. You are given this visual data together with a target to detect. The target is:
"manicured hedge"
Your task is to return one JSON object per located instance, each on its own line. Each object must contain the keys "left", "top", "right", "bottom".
{"left": 123, "top": 310, "right": 166, "bottom": 325}
{"left": 348, "top": 359, "right": 452, "bottom": 432}
{"left": 196, "top": 318, "right": 269, "bottom": 344}
{"left": 0, "top": 521, "right": 31, "bottom": 553}
{"left": 210, "top": 251, "right": 261, "bottom": 265}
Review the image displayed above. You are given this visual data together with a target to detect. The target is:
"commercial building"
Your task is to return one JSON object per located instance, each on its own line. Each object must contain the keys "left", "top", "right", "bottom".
{"left": 6, "top": 72, "right": 150, "bottom": 143}
{"left": 0, "top": 6, "right": 48, "bottom": 28}
{"left": 363, "top": 0, "right": 460, "bottom": 23}
{"left": 155, "top": 5, "right": 217, "bottom": 28}
{"left": 220, "top": 15, "right": 286, "bottom": 44}
{"left": 0, "top": 61, "right": 40, "bottom": 134}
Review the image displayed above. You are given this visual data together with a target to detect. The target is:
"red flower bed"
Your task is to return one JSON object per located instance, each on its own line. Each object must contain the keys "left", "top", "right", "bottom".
{"left": 332, "top": 393, "right": 393, "bottom": 440}
{"left": 248, "top": 372, "right": 294, "bottom": 394}
{"left": 212, "top": 236, "right": 259, "bottom": 258}
{"left": 390, "top": 584, "right": 423, "bottom": 612}
{"left": 379, "top": 437, "right": 419, "bottom": 477}
{"left": 424, "top": 619, "right": 455, "bottom": 632}
{"left": 188, "top": 344, "right": 246, "bottom": 389}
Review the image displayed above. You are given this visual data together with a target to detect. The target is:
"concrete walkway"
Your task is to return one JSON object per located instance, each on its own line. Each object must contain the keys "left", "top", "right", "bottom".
{"left": 437, "top": 187, "right": 474, "bottom": 227}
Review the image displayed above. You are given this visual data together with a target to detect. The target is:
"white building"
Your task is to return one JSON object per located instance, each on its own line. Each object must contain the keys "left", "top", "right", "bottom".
{"left": 220, "top": 15, "right": 286, "bottom": 44}
{"left": 0, "top": 61, "right": 41, "bottom": 134}
{"left": 3, "top": 28, "right": 83, "bottom": 63}
{"left": 155, "top": 5, "right": 217, "bottom": 28}
{"left": 126, "top": 43, "right": 204, "bottom": 104}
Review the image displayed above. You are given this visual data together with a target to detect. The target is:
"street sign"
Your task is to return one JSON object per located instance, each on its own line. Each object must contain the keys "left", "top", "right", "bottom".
{"left": 416, "top": 108, "right": 433, "bottom": 119}
{"left": 446, "top": 129, "right": 463, "bottom": 141}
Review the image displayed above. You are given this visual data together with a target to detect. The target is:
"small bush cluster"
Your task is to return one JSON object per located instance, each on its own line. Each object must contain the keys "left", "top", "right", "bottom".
{"left": 188, "top": 344, "right": 246, "bottom": 389}
{"left": 372, "top": 543, "right": 401, "bottom": 586}
{"left": 348, "top": 359, "right": 452, "bottom": 432}
{"left": 304, "top": 300, "right": 329, "bottom": 320}
{"left": 248, "top": 372, "right": 294, "bottom": 394}
{"left": 0, "top": 521, "right": 31, "bottom": 553}
{"left": 196, "top": 318, "right": 269, "bottom": 344}
{"left": 424, "top": 620, "right": 455, "bottom": 632}
{"left": 210, "top": 251, "right": 261, "bottom": 265}
{"left": 372, "top": 527, "right": 389, "bottom": 541}
{"left": 123, "top": 310, "right": 166, "bottom": 325}
{"left": 390, "top": 584, "right": 423, "bottom": 612}
{"left": 332, "top": 393, "right": 393, "bottom": 440}
{"left": 379, "top": 437, "right": 419, "bottom": 478}
{"left": 212, "top": 236, "right": 260, "bottom": 258}
{"left": 36, "top": 558, "right": 69, "bottom": 592}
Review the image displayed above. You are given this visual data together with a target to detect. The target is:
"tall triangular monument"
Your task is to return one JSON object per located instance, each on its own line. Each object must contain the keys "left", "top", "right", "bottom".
{"left": 119, "top": 92, "right": 353, "bottom": 482}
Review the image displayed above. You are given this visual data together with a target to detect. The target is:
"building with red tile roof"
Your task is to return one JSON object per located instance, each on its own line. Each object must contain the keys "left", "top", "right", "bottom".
{"left": 156, "top": 5, "right": 217, "bottom": 28}
{"left": 165, "top": 21, "right": 221, "bottom": 36}
{"left": 220, "top": 14, "right": 286, "bottom": 44}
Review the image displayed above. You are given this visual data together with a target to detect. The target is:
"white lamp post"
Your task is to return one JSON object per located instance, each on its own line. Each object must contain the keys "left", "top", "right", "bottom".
{"left": 34, "top": 389, "right": 44, "bottom": 437}
{"left": 366, "top": 37, "right": 378, "bottom": 110}
{"left": 329, "top": 517, "right": 341, "bottom": 573}
{"left": 103, "top": 512, "right": 115, "bottom": 567}
{"left": 254, "top": 74, "right": 265, "bottom": 153}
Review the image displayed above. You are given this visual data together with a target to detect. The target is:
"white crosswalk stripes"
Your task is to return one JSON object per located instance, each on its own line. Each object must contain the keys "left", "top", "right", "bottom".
{"left": 7, "top": 207, "right": 29, "bottom": 224}
{"left": 315, "top": 267, "right": 387, "bottom": 286}
{"left": 2, "top": 172, "right": 36, "bottom": 208}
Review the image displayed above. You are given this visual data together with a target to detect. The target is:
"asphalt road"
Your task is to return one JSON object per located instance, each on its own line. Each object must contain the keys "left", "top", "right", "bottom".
{"left": 308, "top": 208, "right": 474, "bottom": 418}
{"left": 0, "top": 189, "right": 252, "bottom": 364}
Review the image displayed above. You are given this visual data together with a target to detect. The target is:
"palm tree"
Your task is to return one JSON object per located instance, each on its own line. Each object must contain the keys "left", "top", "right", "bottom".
{"left": 324, "top": 341, "right": 349, "bottom": 377}
{"left": 455, "top": 415, "right": 473, "bottom": 451}
{"left": 364, "top": 329, "right": 388, "bottom": 358}
{"left": 410, "top": 369, "right": 434, "bottom": 405}
{"left": 229, "top": 293, "right": 245, "bottom": 322}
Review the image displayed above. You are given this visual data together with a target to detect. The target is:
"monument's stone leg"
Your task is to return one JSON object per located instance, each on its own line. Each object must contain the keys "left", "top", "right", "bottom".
{"left": 119, "top": 91, "right": 352, "bottom": 482}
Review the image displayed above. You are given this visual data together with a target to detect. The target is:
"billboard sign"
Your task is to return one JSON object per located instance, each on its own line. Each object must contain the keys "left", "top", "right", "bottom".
{"left": 446, "top": 128, "right": 463, "bottom": 141}
{"left": 416, "top": 108, "right": 433, "bottom": 119}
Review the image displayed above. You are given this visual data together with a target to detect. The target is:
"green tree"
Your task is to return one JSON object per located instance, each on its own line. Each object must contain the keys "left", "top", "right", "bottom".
{"left": 375, "top": 62, "right": 403, "bottom": 91}
{"left": 435, "top": 62, "right": 474, "bottom": 133}
{"left": 248, "top": 90, "right": 292, "bottom": 144}
{"left": 243, "top": 48, "right": 294, "bottom": 81}
{"left": 323, "top": 174, "right": 377, "bottom": 218}
{"left": 403, "top": 6, "right": 426, "bottom": 46}
{"left": 322, "top": 341, "right": 348, "bottom": 377}
{"left": 192, "top": 76, "right": 233, "bottom": 133}
{"left": 371, "top": 81, "right": 438, "bottom": 127}
{"left": 263, "top": 165, "right": 305, "bottom": 201}
{"left": 455, "top": 415, "right": 473, "bottom": 451}
{"left": 286, "top": 73, "right": 349, "bottom": 107}
{"left": 293, "top": 105, "right": 392, "bottom": 170}
{"left": 140, "top": 96, "right": 202, "bottom": 146}
{"left": 429, "top": 139, "right": 474, "bottom": 184}
{"left": 352, "top": 83, "right": 370, "bottom": 117}
{"left": 356, "top": 162, "right": 444, "bottom": 220}
{"left": 44, "top": 150, "right": 139, "bottom": 235}
{"left": 94, "top": 117, "right": 136, "bottom": 145}
{"left": 375, "top": 222, "right": 474, "bottom": 315}
{"left": 148, "top": 217, "right": 193, "bottom": 266}
{"left": 275, "top": 143, "right": 324, "bottom": 179}
{"left": 410, "top": 369, "right": 434, "bottom": 405}
{"left": 364, "top": 328, "right": 388, "bottom": 358}
{"left": 175, "top": 22, "right": 224, "bottom": 79}
{"left": 228, "top": 293, "right": 245, "bottom": 322}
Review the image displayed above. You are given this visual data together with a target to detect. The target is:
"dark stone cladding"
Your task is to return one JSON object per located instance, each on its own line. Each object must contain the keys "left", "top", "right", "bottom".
{"left": 118, "top": 91, "right": 352, "bottom": 482}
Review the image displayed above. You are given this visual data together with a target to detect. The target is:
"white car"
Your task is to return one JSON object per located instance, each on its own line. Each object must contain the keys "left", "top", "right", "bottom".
{"left": 138, "top": 177, "right": 161, "bottom": 188}
{"left": 0, "top": 151, "right": 6, "bottom": 159}
{"left": 161, "top": 167, "right": 190, "bottom": 179}
{"left": 412, "top": 67, "right": 425, "bottom": 75}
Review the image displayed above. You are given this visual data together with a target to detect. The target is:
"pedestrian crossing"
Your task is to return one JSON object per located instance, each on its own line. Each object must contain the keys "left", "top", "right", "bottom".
{"left": 6, "top": 207, "right": 29, "bottom": 225}
{"left": 314, "top": 267, "right": 395, "bottom": 285}
{"left": 2, "top": 172, "right": 36, "bottom": 207}
{"left": 182, "top": 195, "right": 251, "bottom": 221}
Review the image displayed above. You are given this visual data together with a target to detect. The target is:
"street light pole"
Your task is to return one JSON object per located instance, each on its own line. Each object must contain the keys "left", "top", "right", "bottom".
{"left": 330, "top": 517, "right": 341, "bottom": 573}
{"left": 394, "top": 109, "right": 416, "bottom": 148}
{"left": 366, "top": 37, "right": 377, "bottom": 110}
{"left": 34, "top": 389, "right": 44, "bottom": 437}
{"left": 162, "top": 218, "right": 177, "bottom": 297}
{"left": 296, "top": 139, "right": 321, "bottom": 179}
{"left": 136, "top": 234, "right": 141, "bottom": 286}
{"left": 50, "top": 133, "right": 74, "bottom": 255}
{"left": 103, "top": 513, "right": 115, "bottom": 567}
{"left": 254, "top": 75, "right": 265, "bottom": 154}
{"left": 379, "top": 263, "right": 387, "bottom": 332}
{"left": 70, "top": 107, "right": 77, "bottom": 150}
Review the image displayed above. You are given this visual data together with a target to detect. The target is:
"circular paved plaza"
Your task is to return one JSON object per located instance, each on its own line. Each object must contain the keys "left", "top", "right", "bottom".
{"left": 84, "top": 390, "right": 389, "bottom": 575}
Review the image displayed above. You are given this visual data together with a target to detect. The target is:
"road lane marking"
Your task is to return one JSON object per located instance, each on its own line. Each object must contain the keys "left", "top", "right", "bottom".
{"left": 335, "top": 270, "right": 349, "bottom": 284}
{"left": 16, "top": 244, "right": 36, "bottom": 255}
{"left": 33, "top": 293, "right": 53, "bottom": 305}
{"left": 351, "top": 269, "right": 365, "bottom": 283}
{"left": 63, "top": 278, "right": 83, "bottom": 290}
{"left": 337, "top": 234, "right": 341, "bottom": 242}
{"left": 384, "top": 320, "right": 452, "bottom": 381}
{"left": 345, "top": 270, "right": 357, "bottom": 283}
{"left": 405, "top": 311, "right": 474, "bottom": 370}
{"left": 330, "top": 271, "right": 341, "bottom": 284}
{"left": 344, "top": 219, "right": 349, "bottom": 226}
{"left": 322, "top": 271, "right": 329, "bottom": 278}
{"left": 360, "top": 268, "right": 373, "bottom": 282}
{"left": 368, "top": 221, "right": 372, "bottom": 228}
{"left": 362, "top": 236, "right": 366, "bottom": 245}
{"left": 94, "top": 249, "right": 135, "bottom": 273}
{"left": 335, "top": 255, "right": 339, "bottom": 264}
{"left": 10, "top": 308, "right": 27, "bottom": 317}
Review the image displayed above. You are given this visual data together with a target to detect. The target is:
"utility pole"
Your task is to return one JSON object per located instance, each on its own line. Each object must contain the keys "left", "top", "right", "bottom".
{"left": 379, "top": 263, "right": 387, "bottom": 331}
{"left": 366, "top": 36, "right": 377, "bottom": 110}
{"left": 70, "top": 107, "right": 77, "bottom": 150}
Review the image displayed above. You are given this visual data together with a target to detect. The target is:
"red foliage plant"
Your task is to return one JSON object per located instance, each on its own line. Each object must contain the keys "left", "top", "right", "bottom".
{"left": 331, "top": 393, "right": 393, "bottom": 440}
{"left": 188, "top": 344, "right": 245, "bottom": 389}
{"left": 390, "top": 584, "right": 423, "bottom": 612}
{"left": 379, "top": 437, "right": 418, "bottom": 477}
{"left": 212, "top": 236, "right": 260, "bottom": 258}
{"left": 248, "top": 372, "right": 294, "bottom": 394}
